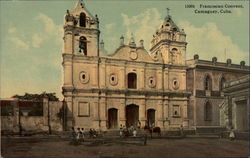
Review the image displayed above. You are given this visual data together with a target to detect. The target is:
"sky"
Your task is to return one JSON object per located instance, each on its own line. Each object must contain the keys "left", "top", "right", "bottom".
{"left": 0, "top": 0, "right": 249, "bottom": 100}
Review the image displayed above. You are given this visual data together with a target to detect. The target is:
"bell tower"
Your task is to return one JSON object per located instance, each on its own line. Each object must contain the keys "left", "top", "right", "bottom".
{"left": 62, "top": 0, "right": 100, "bottom": 130}
{"left": 150, "top": 9, "right": 187, "bottom": 65}
{"left": 63, "top": 0, "right": 99, "bottom": 57}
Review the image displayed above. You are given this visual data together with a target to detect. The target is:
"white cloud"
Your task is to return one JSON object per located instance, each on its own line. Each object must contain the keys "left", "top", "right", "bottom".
{"left": 36, "top": 13, "right": 63, "bottom": 46}
{"left": 32, "top": 33, "right": 44, "bottom": 48}
{"left": 36, "top": 13, "right": 55, "bottom": 34}
{"left": 121, "top": 8, "right": 162, "bottom": 50}
{"left": 8, "top": 27, "right": 16, "bottom": 33}
{"left": 178, "top": 21, "right": 248, "bottom": 63}
{"left": 9, "top": 37, "right": 29, "bottom": 50}
{"left": 105, "top": 23, "right": 116, "bottom": 31}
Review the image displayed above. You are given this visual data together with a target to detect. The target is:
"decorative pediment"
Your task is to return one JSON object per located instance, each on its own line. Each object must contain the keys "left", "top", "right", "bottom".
{"left": 106, "top": 45, "right": 160, "bottom": 63}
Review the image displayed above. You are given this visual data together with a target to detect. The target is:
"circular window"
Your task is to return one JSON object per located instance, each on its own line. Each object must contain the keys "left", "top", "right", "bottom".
{"left": 148, "top": 76, "right": 156, "bottom": 88}
{"left": 109, "top": 73, "right": 118, "bottom": 86}
{"left": 172, "top": 78, "right": 179, "bottom": 90}
{"left": 79, "top": 71, "right": 89, "bottom": 84}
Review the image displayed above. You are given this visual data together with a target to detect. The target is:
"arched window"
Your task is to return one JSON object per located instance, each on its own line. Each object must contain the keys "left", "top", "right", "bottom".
{"left": 79, "top": 36, "right": 87, "bottom": 55}
{"left": 219, "top": 77, "right": 226, "bottom": 91}
{"left": 171, "top": 48, "right": 178, "bottom": 64}
{"left": 204, "top": 75, "right": 212, "bottom": 90}
{"left": 128, "top": 73, "right": 137, "bottom": 89}
{"left": 79, "top": 12, "right": 86, "bottom": 27}
{"left": 204, "top": 101, "right": 212, "bottom": 121}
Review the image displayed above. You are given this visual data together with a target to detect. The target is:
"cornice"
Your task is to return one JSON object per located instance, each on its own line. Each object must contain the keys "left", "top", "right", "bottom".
{"left": 62, "top": 88, "right": 192, "bottom": 97}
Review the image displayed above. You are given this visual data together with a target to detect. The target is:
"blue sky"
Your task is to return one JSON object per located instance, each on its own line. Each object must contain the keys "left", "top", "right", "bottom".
{"left": 0, "top": 0, "right": 249, "bottom": 100}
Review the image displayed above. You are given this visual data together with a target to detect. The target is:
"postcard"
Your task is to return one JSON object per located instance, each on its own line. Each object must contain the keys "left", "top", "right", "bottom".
{"left": 0, "top": 0, "right": 249, "bottom": 158}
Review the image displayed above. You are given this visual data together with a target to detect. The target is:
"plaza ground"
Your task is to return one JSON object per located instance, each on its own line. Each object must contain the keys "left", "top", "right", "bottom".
{"left": 1, "top": 136, "right": 249, "bottom": 158}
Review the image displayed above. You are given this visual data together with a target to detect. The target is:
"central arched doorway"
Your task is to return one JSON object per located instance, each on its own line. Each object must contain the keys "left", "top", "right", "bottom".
{"left": 108, "top": 108, "right": 118, "bottom": 129}
{"left": 147, "top": 109, "right": 155, "bottom": 127}
{"left": 126, "top": 104, "right": 139, "bottom": 127}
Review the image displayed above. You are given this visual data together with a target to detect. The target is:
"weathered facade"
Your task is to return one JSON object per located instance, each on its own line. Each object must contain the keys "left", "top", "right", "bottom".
{"left": 220, "top": 75, "right": 249, "bottom": 132}
{"left": 0, "top": 98, "right": 63, "bottom": 133}
{"left": 1, "top": 1, "right": 249, "bottom": 133}
{"left": 186, "top": 56, "right": 249, "bottom": 128}
{"left": 62, "top": 2, "right": 190, "bottom": 130}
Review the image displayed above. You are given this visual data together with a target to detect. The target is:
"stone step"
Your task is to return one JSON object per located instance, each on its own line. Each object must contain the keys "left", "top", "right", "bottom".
{"left": 185, "top": 134, "right": 220, "bottom": 139}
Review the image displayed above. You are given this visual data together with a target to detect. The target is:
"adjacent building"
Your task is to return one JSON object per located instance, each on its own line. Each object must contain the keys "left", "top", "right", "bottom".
{"left": 220, "top": 75, "right": 249, "bottom": 132}
{"left": 186, "top": 56, "right": 249, "bottom": 129}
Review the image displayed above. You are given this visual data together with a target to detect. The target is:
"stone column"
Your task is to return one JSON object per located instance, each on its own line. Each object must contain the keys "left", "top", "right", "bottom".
{"left": 157, "top": 100, "right": 163, "bottom": 128}
{"left": 65, "top": 96, "right": 73, "bottom": 130}
{"left": 163, "top": 69, "right": 169, "bottom": 90}
{"left": 100, "top": 63, "right": 106, "bottom": 88}
{"left": 119, "top": 99, "right": 126, "bottom": 126}
{"left": 157, "top": 69, "right": 163, "bottom": 90}
{"left": 99, "top": 97, "right": 107, "bottom": 130}
{"left": 121, "top": 67, "right": 125, "bottom": 89}
{"left": 92, "top": 65, "right": 98, "bottom": 88}
{"left": 63, "top": 60, "right": 73, "bottom": 88}
{"left": 140, "top": 69, "right": 145, "bottom": 90}
{"left": 140, "top": 99, "right": 146, "bottom": 127}
{"left": 182, "top": 101, "right": 189, "bottom": 127}
{"left": 64, "top": 32, "right": 72, "bottom": 54}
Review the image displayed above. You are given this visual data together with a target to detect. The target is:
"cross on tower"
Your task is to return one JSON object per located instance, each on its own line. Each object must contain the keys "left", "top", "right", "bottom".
{"left": 166, "top": 8, "right": 170, "bottom": 16}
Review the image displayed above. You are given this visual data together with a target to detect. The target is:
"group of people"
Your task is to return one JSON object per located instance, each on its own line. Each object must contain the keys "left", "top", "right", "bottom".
{"left": 70, "top": 124, "right": 236, "bottom": 143}
{"left": 119, "top": 125, "right": 137, "bottom": 137}
{"left": 89, "top": 128, "right": 100, "bottom": 138}
{"left": 70, "top": 127, "right": 103, "bottom": 144}
{"left": 119, "top": 120, "right": 142, "bottom": 137}
{"left": 70, "top": 127, "right": 85, "bottom": 145}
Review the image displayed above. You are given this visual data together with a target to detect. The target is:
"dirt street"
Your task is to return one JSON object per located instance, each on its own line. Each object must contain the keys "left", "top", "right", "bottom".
{"left": 1, "top": 136, "right": 249, "bottom": 158}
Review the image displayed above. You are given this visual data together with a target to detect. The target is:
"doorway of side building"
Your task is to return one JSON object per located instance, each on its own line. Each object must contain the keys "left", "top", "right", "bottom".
{"left": 235, "top": 100, "right": 248, "bottom": 131}
{"left": 126, "top": 104, "right": 139, "bottom": 127}
{"left": 147, "top": 109, "right": 156, "bottom": 127}
{"left": 108, "top": 108, "right": 118, "bottom": 129}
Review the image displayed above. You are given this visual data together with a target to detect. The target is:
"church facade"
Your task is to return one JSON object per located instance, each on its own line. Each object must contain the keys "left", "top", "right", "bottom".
{"left": 62, "top": 1, "right": 249, "bottom": 131}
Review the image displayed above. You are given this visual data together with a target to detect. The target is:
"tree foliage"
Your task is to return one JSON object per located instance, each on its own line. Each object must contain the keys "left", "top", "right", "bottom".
{"left": 12, "top": 92, "right": 59, "bottom": 101}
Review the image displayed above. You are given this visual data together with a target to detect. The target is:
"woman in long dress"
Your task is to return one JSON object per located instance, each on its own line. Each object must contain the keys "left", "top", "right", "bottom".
{"left": 229, "top": 127, "right": 235, "bottom": 141}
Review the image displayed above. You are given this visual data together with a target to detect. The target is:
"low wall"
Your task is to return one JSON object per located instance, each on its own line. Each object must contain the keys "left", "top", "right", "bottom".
{"left": 1, "top": 98, "right": 64, "bottom": 134}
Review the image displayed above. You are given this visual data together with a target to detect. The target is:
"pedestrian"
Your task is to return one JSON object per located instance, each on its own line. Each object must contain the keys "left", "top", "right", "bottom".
{"left": 76, "top": 128, "right": 81, "bottom": 143}
{"left": 89, "top": 128, "right": 93, "bottom": 138}
{"left": 133, "top": 129, "right": 137, "bottom": 137}
{"left": 93, "top": 129, "right": 97, "bottom": 138}
{"left": 151, "top": 122, "right": 155, "bottom": 128}
{"left": 137, "top": 120, "right": 141, "bottom": 129}
{"left": 119, "top": 124, "right": 123, "bottom": 137}
{"left": 229, "top": 127, "right": 235, "bottom": 141}
{"left": 180, "top": 125, "right": 184, "bottom": 137}
{"left": 70, "top": 127, "right": 77, "bottom": 145}
{"left": 80, "top": 128, "right": 84, "bottom": 142}
{"left": 129, "top": 125, "right": 134, "bottom": 135}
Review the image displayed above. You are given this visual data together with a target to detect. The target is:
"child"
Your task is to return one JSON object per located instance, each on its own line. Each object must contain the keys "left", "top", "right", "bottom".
{"left": 133, "top": 129, "right": 137, "bottom": 137}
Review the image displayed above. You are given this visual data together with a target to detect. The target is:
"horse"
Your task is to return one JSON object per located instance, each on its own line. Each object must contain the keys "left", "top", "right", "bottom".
{"left": 144, "top": 125, "right": 161, "bottom": 138}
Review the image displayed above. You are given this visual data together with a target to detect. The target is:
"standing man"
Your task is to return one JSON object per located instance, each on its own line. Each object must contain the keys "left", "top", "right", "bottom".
{"left": 137, "top": 120, "right": 141, "bottom": 129}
